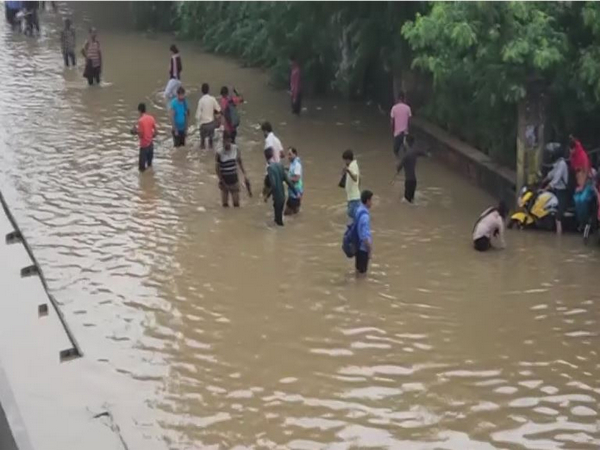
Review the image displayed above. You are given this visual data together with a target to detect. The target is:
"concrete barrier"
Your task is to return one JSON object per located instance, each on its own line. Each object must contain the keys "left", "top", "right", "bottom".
{"left": 411, "top": 117, "right": 516, "bottom": 202}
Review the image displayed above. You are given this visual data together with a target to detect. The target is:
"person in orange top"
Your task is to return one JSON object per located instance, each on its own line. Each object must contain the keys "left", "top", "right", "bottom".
{"left": 131, "top": 103, "right": 157, "bottom": 172}
{"left": 569, "top": 135, "right": 591, "bottom": 175}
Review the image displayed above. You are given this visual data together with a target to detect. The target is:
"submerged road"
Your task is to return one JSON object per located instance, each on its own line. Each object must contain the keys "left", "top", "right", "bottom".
{"left": 0, "top": 3, "right": 598, "bottom": 449}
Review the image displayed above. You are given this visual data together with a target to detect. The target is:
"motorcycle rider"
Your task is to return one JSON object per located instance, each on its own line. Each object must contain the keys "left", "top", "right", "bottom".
{"left": 542, "top": 147, "right": 569, "bottom": 235}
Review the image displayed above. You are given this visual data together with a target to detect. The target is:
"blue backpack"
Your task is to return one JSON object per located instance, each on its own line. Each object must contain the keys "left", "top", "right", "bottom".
{"left": 342, "top": 209, "right": 367, "bottom": 258}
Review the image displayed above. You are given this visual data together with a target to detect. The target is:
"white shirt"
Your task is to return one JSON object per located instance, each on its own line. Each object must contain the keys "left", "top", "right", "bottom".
{"left": 345, "top": 160, "right": 360, "bottom": 201}
{"left": 195, "top": 94, "right": 221, "bottom": 126}
{"left": 264, "top": 132, "right": 283, "bottom": 163}
{"left": 473, "top": 209, "right": 505, "bottom": 248}
{"left": 164, "top": 78, "right": 182, "bottom": 102}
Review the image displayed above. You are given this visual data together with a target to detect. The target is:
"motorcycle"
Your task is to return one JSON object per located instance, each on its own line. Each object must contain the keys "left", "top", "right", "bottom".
{"left": 508, "top": 185, "right": 561, "bottom": 231}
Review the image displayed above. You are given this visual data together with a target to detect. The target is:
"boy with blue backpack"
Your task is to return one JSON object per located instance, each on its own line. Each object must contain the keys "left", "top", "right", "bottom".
{"left": 342, "top": 190, "right": 373, "bottom": 275}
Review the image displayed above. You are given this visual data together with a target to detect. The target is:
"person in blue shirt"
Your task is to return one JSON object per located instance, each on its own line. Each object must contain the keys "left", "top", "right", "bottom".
{"left": 355, "top": 190, "right": 373, "bottom": 275}
{"left": 170, "top": 86, "right": 189, "bottom": 147}
{"left": 285, "top": 147, "right": 303, "bottom": 215}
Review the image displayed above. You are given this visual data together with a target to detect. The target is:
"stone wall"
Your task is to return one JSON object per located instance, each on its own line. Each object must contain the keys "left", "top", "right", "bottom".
{"left": 411, "top": 117, "right": 516, "bottom": 203}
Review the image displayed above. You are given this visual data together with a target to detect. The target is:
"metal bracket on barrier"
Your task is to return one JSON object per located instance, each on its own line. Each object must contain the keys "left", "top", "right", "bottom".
{"left": 5, "top": 231, "right": 22, "bottom": 244}
{"left": 38, "top": 304, "right": 48, "bottom": 317}
{"left": 20, "top": 265, "right": 39, "bottom": 278}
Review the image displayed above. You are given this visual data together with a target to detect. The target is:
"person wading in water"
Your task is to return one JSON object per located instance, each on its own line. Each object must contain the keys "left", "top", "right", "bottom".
{"left": 390, "top": 91, "right": 412, "bottom": 159}
{"left": 196, "top": 83, "right": 221, "bottom": 150}
{"left": 60, "top": 18, "right": 76, "bottom": 67}
{"left": 82, "top": 27, "right": 102, "bottom": 86}
{"left": 285, "top": 147, "right": 303, "bottom": 215}
{"left": 216, "top": 130, "right": 250, "bottom": 208}
{"left": 131, "top": 103, "right": 157, "bottom": 172}
{"left": 263, "top": 147, "right": 296, "bottom": 226}
{"left": 289, "top": 55, "right": 302, "bottom": 115}
{"left": 169, "top": 44, "right": 182, "bottom": 80}
{"left": 170, "top": 86, "right": 189, "bottom": 147}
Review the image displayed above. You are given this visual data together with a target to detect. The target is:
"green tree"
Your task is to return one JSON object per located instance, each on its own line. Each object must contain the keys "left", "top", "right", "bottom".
{"left": 403, "top": 2, "right": 569, "bottom": 188}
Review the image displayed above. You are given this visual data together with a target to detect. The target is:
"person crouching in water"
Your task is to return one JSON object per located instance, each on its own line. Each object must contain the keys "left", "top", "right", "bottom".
{"left": 216, "top": 130, "right": 249, "bottom": 208}
{"left": 472, "top": 201, "right": 508, "bottom": 251}
{"left": 285, "top": 147, "right": 303, "bottom": 215}
{"left": 263, "top": 147, "right": 296, "bottom": 226}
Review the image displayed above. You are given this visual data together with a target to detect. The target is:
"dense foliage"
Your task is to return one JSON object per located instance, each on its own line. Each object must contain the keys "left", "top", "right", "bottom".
{"left": 132, "top": 2, "right": 600, "bottom": 169}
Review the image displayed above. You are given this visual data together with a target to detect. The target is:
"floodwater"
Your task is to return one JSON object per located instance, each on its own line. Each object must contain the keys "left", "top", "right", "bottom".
{"left": 0, "top": 4, "right": 598, "bottom": 449}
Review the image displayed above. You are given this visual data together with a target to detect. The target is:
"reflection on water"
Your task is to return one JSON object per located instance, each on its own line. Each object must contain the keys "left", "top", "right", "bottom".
{"left": 0, "top": 3, "right": 598, "bottom": 449}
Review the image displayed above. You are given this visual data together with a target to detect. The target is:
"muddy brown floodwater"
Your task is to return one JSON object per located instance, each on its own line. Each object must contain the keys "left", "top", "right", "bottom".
{"left": 0, "top": 3, "right": 598, "bottom": 449}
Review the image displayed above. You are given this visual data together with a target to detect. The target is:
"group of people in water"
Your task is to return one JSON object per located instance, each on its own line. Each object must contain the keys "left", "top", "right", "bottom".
{"left": 16, "top": 11, "right": 596, "bottom": 274}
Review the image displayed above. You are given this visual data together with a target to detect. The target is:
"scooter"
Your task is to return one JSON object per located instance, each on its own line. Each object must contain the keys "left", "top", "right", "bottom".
{"left": 508, "top": 185, "right": 560, "bottom": 231}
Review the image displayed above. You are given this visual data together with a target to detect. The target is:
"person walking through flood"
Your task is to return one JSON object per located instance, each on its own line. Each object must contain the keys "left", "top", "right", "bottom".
{"left": 390, "top": 91, "right": 412, "bottom": 158}
{"left": 285, "top": 147, "right": 303, "bottom": 215}
{"left": 263, "top": 147, "right": 296, "bottom": 226}
{"left": 216, "top": 130, "right": 249, "bottom": 208}
{"left": 341, "top": 149, "right": 360, "bottom": 220}
{"left": 219, "top": 86, "right": 243, "bottom": 144}
{"left": 5, "top": 1, "right": 22, "bottom": 30}
{"left": 170, "top": 86, "right": 189, "bottom": 147}
{"left": 355, "top": 190, "right": 373, "bottom": 276}
{"left": 82, "top": 27, "right": 102, "bottom": 86}
{"left": 131, "top": 103, "right": 157, "bottom": 172}
{"left": 290, "top": 55, "right": 302, "bottom": 115}
{"left": 60, "top": 18, "right": 76, "bottom": 67}
{"left": 23, "top": 1, "right": 39, "bottom": 36}
{"left": 261, "top": 122, "right": 284, "bottom": 163}
{"left": 472, "top": 201, "right": 507, "bottom": 252}
{"left": 196, "top": 83, "right": 221, "bottom": 150}
{"left": 169, "top": 44, "right": 182, "bottom": 80}
{"left": 393, "top": 135, "right": 428, "bottom": 203}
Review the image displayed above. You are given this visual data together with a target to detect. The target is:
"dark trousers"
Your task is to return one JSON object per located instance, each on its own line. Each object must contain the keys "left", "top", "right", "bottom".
{"left": 355, "top": 250, "right": 369, "bottom": 273}
{"left": 172, "top": 129, "right": 186, "bottom": 147}
{"left": 291, "top": 94, "right": 302, "bottom": 115}
{"left": 229, "top": 129, "right": 237, "bottom": 144}
{"left": 25, "top": 10, "right": 39, "bottom": 35}
{"left": 404, "top": 179, "right": 417, "bottom": 203}
{"left": 138, "top": 144, "right": 154, "bottom": 172}
{"left": 85, "top": 61, "right": 101, "bottom": 85}
{"left": 393, "top": 133, "right": 406, "bottom": 158}
{"left": 273, "top": 198, "right": 285, "bottom": 226}
{"left": 63, "top": 51, "right": 76, "bottom": 67}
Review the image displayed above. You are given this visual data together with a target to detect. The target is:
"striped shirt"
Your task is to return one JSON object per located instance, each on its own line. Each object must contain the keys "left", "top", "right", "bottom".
{"left": 85, "top": 39, "right": 101, "bottom": 67}
{"left": 217, "top": 145, "right": 239, "bottom": 184}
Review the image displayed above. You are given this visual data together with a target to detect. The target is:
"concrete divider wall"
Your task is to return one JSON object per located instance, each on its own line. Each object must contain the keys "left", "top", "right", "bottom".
{"left": 411, "top": 117, "right": 517, "bottom": 203}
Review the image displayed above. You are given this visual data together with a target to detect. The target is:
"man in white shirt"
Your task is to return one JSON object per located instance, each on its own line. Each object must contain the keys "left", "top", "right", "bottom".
{"left": 195, "top": 83, "right": 221, "bottom": 150}
{"left": 261, "top": 121, "right": 284, "bottom": 163}
{"left": 342, "top": 149, "right": 361, "bottom": 220}
{"left": 473, "top": 201, "right": 507, "bottom": 251}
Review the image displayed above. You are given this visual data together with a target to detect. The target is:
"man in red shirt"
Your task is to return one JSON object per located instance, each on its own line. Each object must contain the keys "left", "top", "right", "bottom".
{"left": 219, "top": 86, "right": 243, "bottom": 144}
{"left": 132, "top": 103, "right": 157, "bottom": 172}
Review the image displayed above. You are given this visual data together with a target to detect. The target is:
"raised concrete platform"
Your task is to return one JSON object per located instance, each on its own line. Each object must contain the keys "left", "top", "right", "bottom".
{"left": 412, "top": 117, "right": 517, "bottom": 202}
{"left": 0, "top": 190, "right": 128, "bottom": 450}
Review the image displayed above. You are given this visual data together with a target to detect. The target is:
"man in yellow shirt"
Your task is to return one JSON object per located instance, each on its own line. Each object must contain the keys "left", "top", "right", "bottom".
{"left": 342, "top": 149, "right": 361, "bottom": 220}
